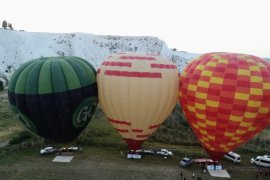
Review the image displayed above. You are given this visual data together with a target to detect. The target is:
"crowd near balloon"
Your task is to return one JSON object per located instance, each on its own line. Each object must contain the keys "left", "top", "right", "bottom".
{"left": 7, "top": 51, "right": 270, "bottom": 160}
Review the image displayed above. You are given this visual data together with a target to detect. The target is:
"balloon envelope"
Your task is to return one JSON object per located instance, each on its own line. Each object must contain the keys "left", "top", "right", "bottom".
{"left": 179, "top": 52, "right": 270, "bottom": 161}
{"left": 97, "top": 52, "right": 179, "bottom": 150}
{"left": 8, "top": 56, "right": 98, "bottom": 143}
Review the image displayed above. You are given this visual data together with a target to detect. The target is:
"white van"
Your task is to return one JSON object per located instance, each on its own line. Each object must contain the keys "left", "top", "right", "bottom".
{"left": 224, "top": 151, "right": 241, "bottom": 163}
{"left": 250, "top": 155, "right": 270, "bottom": 167}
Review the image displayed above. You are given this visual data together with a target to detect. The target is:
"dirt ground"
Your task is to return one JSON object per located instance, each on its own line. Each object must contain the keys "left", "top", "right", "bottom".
{"left": 1, "top": 146, "right": 269, "bottom": 180}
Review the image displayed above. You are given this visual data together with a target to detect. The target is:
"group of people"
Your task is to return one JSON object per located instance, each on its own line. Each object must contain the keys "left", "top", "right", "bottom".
{"left": 180, "top": 171, "right": 203, "bottom": 180}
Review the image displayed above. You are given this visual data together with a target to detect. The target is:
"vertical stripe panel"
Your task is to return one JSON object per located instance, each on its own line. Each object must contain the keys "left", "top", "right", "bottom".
{"left": 25, "top": 60, "right": 44, "bottom": 94}
{"left": 15, "top": 62, "right": 38, "bottom": 94}
{"left": 38, "top": 59, "right": 53, "bottom": 94}
{"left": 9, "top": 59, "right": 37, "bottom": 93}
{"left": 58, "top": 59, "right": 81, "bottom": 90}
{"left": 51, "top": 60, "right": 68, "bottom": 93}
{"left": 65, "top": 57, "right": 91, "bottom": 87}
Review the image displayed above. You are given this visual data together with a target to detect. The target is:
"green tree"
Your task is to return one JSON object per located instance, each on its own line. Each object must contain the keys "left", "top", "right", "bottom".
{"left": 0, "top": 80, "right": 3, "bottom": 91}
{"left": 8, "top": 23, "right": 13, "bottom": 30}
{"left": 2, "top": 20, "right": 7, "bottom": 29}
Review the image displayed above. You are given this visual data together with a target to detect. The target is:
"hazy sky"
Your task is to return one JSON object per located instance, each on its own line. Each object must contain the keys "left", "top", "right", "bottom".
{"left": 1, "top": 0, "right": 270, "bottom": 57}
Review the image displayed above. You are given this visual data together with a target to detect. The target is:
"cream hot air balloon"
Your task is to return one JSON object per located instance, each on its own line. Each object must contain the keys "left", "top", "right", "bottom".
{"left": 97, "top": 52, "right": 179, "bottom": 150}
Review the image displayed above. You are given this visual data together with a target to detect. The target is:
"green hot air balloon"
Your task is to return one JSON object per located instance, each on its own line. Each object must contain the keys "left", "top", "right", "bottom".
{"left": 8, "top": 56, "right": 98, "bottom": 143}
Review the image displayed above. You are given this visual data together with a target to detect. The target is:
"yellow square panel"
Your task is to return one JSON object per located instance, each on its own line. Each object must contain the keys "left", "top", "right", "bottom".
{"left": 210, "top": 77, "right": 224, "bottom": 84}
{"left": 249, "top": 66, "right": 260, "bottom": 72}
{"left": 257, "top": 63, "right": 266, "bottom": 68}
{"left": 193, "top": 124, "right": 199, "bottom": 129}
{"left": 200, "top": 130, "right": 207, "bottom": 135}
{"left": 187, "top": 105, "right": 196, "bottom": 112}
{"left": 236, "top": 130, "right": 245, "bottom": 135}
{"left": 206, "top": 62, "right": 217, "bottom": 67}
{"left": 229, "top": 115, "right": 243, "bottom": 122}
{"left": 196, "top": 92, "right": 207, "bottom": 99}
{"left": 188, "top": 84, "right": 197, "bottom": 91}
{"left": 238, "top": 69, "right": 251, "bottom": 76}
{"left": 234, "top": 92, "right": 249, "bottom": 100}
{"left": 202, "top": 137, "right": 209, "bottom": 142}
{"left": 240, "top": 121, "right": 252, "bottom": 127}
{"left": 250, "top": 76, "right": 262, "bottom": 82}
{"left": 244, "top": 112, "right": 257, "bottom": 118}
{"left": 218, "top": 59, "right": 229, "bottom": 64}
{"left": 206, "top": 99, "right": 219, "bottom": 107}
{"left": 208, "top": 135, "right": 215, "bottom": 140}
{"left": 206, "top": 120, "right": 216, "bottom": 127}
{"left": 263, "top": 83, "right": 270, "bottom": 90}
{"left": 196, "top": 113, "right": 206, "bottom": 120}
{"left": 250, "top": 88, "right": 263, "bottom": 95}
{"left": 202, "top": 70, "right": 213, "bottom": 77}
{"left": 248, "top": 126, "right": 257, "bottom": 131}
{"left": 247, "top": 100, "right": 261, "bottom": 108}
{"left": 195, "top": 103, "right": 206, "bottom": 110}
{"left": 198, "top": 81, "right": 210, "bottom": 88}
{"left": 232, "top": 137, "right": 240, "bottom": 141}
{"left": 220, "top": 144, "right": 226, "bottom": 148}
{"left": 225, "top": 132, "right": 234, "bottom": 137}
{"left": 259, "top": 107, "right": 269, "bottom": 114}
{"left": 196, "top": 65, "right": 205, "bottom": 70}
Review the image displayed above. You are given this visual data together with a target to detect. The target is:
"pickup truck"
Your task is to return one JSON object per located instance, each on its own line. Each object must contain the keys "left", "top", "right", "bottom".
{"left": 156, "top": 149, "right": 173, "bottom": 157}
{"left": 40, "top": 147, "right": 56, "bottom": 155}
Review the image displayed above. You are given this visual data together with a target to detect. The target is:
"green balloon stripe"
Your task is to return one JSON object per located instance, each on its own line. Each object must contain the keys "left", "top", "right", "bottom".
{"left": 38, "top": 59, "right": 53, "bottom": 94}
{"left": 58, "top": 58, "right": 81, "bottom": 91}
{"left": 72, "top": 57, "right": 96, "bottom": 84}
{"left": 66, "top": 57, "right": 91, "bottom": 87}
{"left": 15, "top": 61, "right": 41, "bottom": 94}
{"left": 10, "top": 56, "right": 96, "bottom": 94}
{"left": 25, "top": 60, "right": 44, "bottom": 94}
{"left": 51, "top": 59, "right": 68, "bottom": 93}
{"left": 8, "top": 59, "right": 37, "bottom": 93}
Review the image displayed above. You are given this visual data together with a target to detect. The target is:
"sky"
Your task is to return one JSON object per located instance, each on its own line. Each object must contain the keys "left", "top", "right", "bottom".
{"left": 1, "top": 0, "right": 270, "bottom": 57}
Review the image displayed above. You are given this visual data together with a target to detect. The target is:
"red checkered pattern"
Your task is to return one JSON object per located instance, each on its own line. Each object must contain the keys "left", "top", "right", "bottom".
{"left": 179, "top": 52, "right": 270, "bottom": 160}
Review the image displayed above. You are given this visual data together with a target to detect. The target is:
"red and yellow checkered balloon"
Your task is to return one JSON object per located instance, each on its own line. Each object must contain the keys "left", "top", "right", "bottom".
{"left": 179, "top": 52, "right": 270, "bottom": 161}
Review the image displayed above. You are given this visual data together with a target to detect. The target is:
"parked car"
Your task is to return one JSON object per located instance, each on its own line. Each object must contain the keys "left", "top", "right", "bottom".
{"left": 127, "top": 150, "right": 142, "bottom": 159}
{"left": 127, "top": 153, "right": 142, "bottom": 159}
{"left": 68, "top": 146, "right": 79, "bottom": 152}
{"left": 250, "top": 155, "right": 270, "bottom": 167}
{"left": 179, "top": 157, "right": 193, "bottom": 167}
{"left": 156, "top": 149, "right": 173, "bottom": 157}
{"left": 224, "top": 151, "right": 241, "bottom": 164}
{"left": 40, "top": 147, "right": 56, "bottom": 155}
{"left": 135, "top": 149, "right": 155, "bottom": 155}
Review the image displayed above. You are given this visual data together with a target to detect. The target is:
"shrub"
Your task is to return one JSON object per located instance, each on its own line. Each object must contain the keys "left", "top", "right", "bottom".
{"left": 9, "top": 131, "right": 33, "bottom": 145}
{"left": 2, "top": 20, "right": 7, "bottom": 29}
{"left": 0, "top": 80, "right": 3, "bottom": 91}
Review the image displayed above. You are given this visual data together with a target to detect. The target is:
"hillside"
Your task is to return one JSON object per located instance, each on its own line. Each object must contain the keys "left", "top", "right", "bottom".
{"left": 0, "top": 29, "right": 199, "bottom": 86}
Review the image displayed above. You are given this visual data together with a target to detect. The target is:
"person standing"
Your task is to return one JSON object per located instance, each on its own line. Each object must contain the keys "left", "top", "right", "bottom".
{"left": 192, "top": 172, "right": 195, "bottom": 179}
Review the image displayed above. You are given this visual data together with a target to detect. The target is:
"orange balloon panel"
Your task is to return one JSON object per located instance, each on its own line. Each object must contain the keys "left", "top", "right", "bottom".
{"left": 97, "top": 52, "right": 179, "bottom": 150}
{"left": 179, "top": 52, "right": 270, "bottom": 161}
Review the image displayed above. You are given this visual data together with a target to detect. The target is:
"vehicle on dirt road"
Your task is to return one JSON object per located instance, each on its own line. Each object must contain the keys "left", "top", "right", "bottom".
{"left": 179, "top": 157, "right": 193, "bottom": 167}
{"left": 68, "top": 146, "right": 79, "bottom": 152}
{"left": 250, "top": 155, "right": 270, "bottom": 167}
{"left": 156, "top": 149, "right": 173, "bottom": 157}
{"left": 224, "top": 151, "right": 241, "bottom": 164}
{"left": 40, "top": 147, "right": 56, "bottom": 155}
{"left": 135, "top": 149, "right": 155, "bottom": 155}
